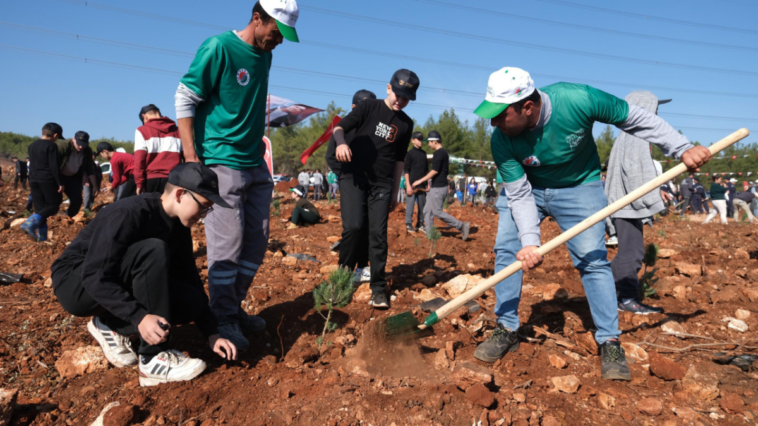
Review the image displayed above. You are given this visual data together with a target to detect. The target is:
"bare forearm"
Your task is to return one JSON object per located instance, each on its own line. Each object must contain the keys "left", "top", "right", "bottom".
{"left": 178, "top": 118, "right": 199, "bottom": 162}
{"left": 416, "top": 170, "right": 438, "bottom": 184}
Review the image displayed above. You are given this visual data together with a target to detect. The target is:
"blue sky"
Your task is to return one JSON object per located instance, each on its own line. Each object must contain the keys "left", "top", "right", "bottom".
{"left": 1, "top": 0, "right": 756, "bottom": 147}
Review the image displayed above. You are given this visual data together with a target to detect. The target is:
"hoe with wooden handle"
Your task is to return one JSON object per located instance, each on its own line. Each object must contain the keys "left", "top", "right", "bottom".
{"left": 384, "top": 128, "right": 750, "bottom": 336}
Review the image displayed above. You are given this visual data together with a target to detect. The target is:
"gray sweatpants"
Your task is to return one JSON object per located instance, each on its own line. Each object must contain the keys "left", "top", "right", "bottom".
{"left": 206, "top": 164, "right": 274, "bottom": 323}
{"left": 424, "top": 186, "right": 463, "bottom": 234}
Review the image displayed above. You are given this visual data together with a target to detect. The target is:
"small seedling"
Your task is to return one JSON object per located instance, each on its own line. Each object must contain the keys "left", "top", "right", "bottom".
{"left": 640, "top": 243, "right": 659, "bottom": 299}
{"left": 657, "top": 229, "right": 667, "bottom": 238}
{"left": 271, "top": 199, "right": 281, "bottom": 217}
{"left": 313, "top": 267, "right": 354, "bottom": 352}
{"left": 443, "top": 198, "right": 449, "bottom": 210}
{"left": 427, "top": 226, "right": 441, "bottom": 258}
{"left": 413, "top": 237, "right": 420, "bottom": 246}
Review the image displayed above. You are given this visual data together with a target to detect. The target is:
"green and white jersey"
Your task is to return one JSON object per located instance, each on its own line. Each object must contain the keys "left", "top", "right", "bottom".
{"left": 180, "top": 31, "right": 272, "bottom": 170}
{"left": 492, "top": 82, "right": 629, "bottom": 188}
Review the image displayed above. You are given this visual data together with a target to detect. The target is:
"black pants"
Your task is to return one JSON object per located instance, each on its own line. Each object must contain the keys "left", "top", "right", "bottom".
{"left": 727, "top": 196, "right": 735, "bottom": 218}
{"left": 339, "top": 178, "right": 391, "bottom": 294}
{"left": 611, "top": 218, "right": 644, "bottom": 301}
{"left": 30, "top": 180, "right": 62, "bottom": 219}
{"left": 14, "top": 175, "right": 27, "bottom": 190}
{"left": 144, "top": 178, "right": 168, "bottom": 194}
{"left": 61, "top": 174, "right": 83, "bottom": 217}
{"left": 117, "top": 176, "right": 137, "bottom": 201}
{"left": 291, "top": 206, "right": 320, "bottom": 226}
{"left": 679, "top": 195, "right": 691, "bottom": 216}
{"left": 53, "top": 239, "right": 211, "bottom": 356}
{"left": 691, "top": 194, "right": 703, "bottom": 213}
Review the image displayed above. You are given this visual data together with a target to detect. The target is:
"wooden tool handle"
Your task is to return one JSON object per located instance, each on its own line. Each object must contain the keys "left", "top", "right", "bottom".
{"left": 420, "top": 128, "right": 750, "bottom": 329}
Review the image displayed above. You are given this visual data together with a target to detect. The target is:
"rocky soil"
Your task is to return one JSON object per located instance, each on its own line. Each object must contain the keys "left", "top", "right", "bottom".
{"left": 1, "top": 167, "right": 758, "bottom": 425}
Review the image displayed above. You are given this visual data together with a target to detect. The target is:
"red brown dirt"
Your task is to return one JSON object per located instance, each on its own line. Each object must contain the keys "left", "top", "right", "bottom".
{"left": 1, "top": 172, "right": 758, "bottom": 425}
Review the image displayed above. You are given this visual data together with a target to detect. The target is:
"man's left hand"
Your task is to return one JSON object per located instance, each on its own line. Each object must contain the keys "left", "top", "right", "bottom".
{"left": 681, "top": 146, "right": 712, "bottom": 171}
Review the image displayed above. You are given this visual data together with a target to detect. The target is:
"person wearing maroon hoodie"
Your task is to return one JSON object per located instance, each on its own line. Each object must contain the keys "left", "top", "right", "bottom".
{"left": 97, "top": 142, "right": 137, "bottom": 200}
{"left": 134, "top": 105, "right": 184, "bottom": 194}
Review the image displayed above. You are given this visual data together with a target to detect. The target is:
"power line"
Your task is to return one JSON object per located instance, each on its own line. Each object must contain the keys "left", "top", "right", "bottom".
{"left": 529, "top": 0, "right": 758, "bottom": 36}
{"left": 413, "top": 0, "right": 758, "bottom": 52}
{"left": 37, "top": 1, "right": 758, "bottom": 99}
{"left": 0, "top": 44, "right": 748, "bottom": 134}
{"left": 48, "top": 0, "right": 758, "bottom": 77}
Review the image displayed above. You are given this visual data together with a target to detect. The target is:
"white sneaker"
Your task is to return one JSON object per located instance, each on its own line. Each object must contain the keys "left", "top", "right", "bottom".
{"left": 605, "top": 236, "right": 618, "bottom": 246}
{"left": 138, "top": 349, "right": 206, "bottom": 387}
{"left": 87, "top": 317, "right": 137, "bottom": 368}
{"left": 355, "top": 267, "right": 370, "bottom": 283}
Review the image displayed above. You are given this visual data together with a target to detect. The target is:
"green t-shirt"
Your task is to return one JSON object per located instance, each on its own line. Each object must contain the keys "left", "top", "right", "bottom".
{"left": 492, "top": 82, "right": 629, "bottom": 189}
{"left": 181, "top": 31, "right": 272, "bottom": 170}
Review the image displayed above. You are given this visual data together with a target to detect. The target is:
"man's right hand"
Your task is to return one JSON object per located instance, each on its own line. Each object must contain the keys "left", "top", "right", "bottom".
{"left": 336, "top": 145, "right": 352, "bottom": 162}
{"left": 138, "top": 314, "right": 170, "bottom": 346}
{"left": 516, "top": 245, "right": 543, "bottom": 272}
{"left": 406, "top": 186, "right": 413, "bottom": 196}
{"left": 136, "top": 187, "right": 143, "bottom": 195}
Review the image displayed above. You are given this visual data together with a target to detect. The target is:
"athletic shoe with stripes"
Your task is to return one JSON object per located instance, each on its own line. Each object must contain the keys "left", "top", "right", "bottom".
{"left": 138, "top": 349, "right": 206, "bottom": 387}
{"left": 87, "top": 317, "right": 137, "bottom": 368}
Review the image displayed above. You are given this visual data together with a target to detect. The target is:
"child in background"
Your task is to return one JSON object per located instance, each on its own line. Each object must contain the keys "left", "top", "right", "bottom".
{"left": 281, "top": 185, "right": 320, "bottom": 229}
{"left": 704, "top": 175, "right": 728, "bottom": 225}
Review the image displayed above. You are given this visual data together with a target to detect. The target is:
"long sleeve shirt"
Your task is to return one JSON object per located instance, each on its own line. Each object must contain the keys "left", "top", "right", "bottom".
{"left": 110, "top": 152, "right": 136, "bottom": 190}
{"left": 133, "top": 117, "right": 183, "bottom": 190}
{"left": 28, "top": 139, "right": 62, "bottom": 186}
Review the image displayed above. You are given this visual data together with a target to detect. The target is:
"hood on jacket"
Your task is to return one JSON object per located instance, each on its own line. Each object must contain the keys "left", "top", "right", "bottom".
{"left": 142, "top": 117, "right": 178, "bottom": 134}
{"left": 625, "top": 90, "right": 672, "bottom": 115}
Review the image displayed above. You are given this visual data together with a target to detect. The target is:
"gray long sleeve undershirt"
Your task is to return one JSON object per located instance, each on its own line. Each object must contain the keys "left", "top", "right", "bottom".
{"left": 175, "top": 83, "right": 204, "bottom": 119}
{"left": 504, "top": 95, "right": 693, "bottom": 247}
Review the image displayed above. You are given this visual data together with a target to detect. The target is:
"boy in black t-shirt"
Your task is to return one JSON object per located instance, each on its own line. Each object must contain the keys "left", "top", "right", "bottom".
{"left": 413, "top": 131, "right": 470, "bottom": 240}
{"left": 332, "top": 70, "right": 419, "bottom": 308}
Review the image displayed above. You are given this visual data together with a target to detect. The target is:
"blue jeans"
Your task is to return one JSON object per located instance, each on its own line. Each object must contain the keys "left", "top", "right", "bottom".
{"left": 493, "top": 180, "right": 620, "bottom": 344}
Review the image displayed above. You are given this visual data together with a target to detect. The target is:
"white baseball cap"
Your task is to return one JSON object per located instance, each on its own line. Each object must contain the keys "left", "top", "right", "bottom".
{"left": 260, "top": 0, "right": 300, "bottom": 43}
{"left": 474, "top": 67, "right": 536, "bottom": 119}
{"left": 730, "top": 178, "right": 738, "bottom": 183}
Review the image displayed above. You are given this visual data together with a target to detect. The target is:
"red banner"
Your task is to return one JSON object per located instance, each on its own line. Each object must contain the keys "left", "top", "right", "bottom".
{"left": 300, "top": 115, "right": 341, "bottom": 165}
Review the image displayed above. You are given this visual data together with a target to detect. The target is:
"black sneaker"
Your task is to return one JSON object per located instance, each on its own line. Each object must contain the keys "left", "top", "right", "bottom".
{"left": 406, "top": 225, "right": 415, "bottom": 233}
{"left": 369, "top": 293, "right": 389, "bottom": 309}
{"left": 473, "top": 324, "right": 519, "bottom": 363}
{"left": 600, "top": 339, "right": 631, "bottom": 381}
{"left": 461, "top": 222, "right": 471, "bottom": 241}
{"left": 617, "top": 299, "right": 664, "bottom": 315}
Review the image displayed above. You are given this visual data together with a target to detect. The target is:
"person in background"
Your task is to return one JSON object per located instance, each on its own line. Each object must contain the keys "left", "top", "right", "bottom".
{"left": 694, "top": 178, "right": 709, "bottom": 214}
{"left": 467, "top": 177, "right": 478, "bottom": 206}
{"left": 733, "top": 191, "right": 756, "bottom": 223}
{"left": 679, "top": 173, "right": 695, "bottom": 216}
{"left": 312, "top": 169, "right": 324, "bottom": 201}
{"left": 57, "top": 131, "right": 100, "bottom": 217}
{"left": 458, "top": 173, "right": 467, "bottom": 204}
{"left": 447, "top": 176, "right": 456, "bottom": 205}
{"left": 13, "top": 156, "right": 28, "bottom": 190}
{"left": 726, "top": 178, "right": 737, "bottom": 219}
{"left": 403, "top": 131, "right": 428, "bottom": 233}
{"left": 327, "top": 169, "right": 338, "bottom": 199}
{"left": 97, "top": 143, "right": 137, "bottom": 200}
{"left": 281, "top": 185, "right": 320, "bottom": 229}
{"left": 21, "top": 123, "right": 65, "bottom": 241}
{"left": 398, "top": 174, "right": 406, "bottom": 204}
{"left": 691, "top": 177, "right": 704, "bottom": 214}
{"left": 704, "top": 175, "right": 728, "bottom": 225}
{"left": 83, "top": 153, "right": 104, "bottom": 213}
{"left": 751, "top": 181, "right": 758, "bottom": 218}
{"left": 297, "top": 169, "right": 311, "bottom": 198}
{"left": 484, "top": 179, "right": 498, "bottom": 207}
{"left": 134, "top": 104, "right": 183, "bottom": 194}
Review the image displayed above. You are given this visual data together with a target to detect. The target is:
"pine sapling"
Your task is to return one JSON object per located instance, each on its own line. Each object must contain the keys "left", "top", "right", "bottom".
{"left": 640, "top": 243, "right": 659, "bottom": 299}
{"left": 427, "top": 225, "right": 441, "bottom": 258}
{"left": 313, "top": 267, "right": 354, "bottom": 352}
{"left": 271, "top": 199, "right": 281, "bottom": 217}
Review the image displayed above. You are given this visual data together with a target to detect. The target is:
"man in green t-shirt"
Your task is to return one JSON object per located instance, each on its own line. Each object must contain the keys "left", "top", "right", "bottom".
{"left": 174, "top": 0, "right": 300, "bottom": 352}
{"left": 471, "top": 67, "right": 711, "bottom": 380}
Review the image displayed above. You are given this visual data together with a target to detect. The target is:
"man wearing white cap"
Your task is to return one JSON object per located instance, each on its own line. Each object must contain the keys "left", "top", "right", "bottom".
{"left": 727, "top": 178, "right": 737, "bottom": 218}
{"left": 175, "top": 0, "right": 300, "bottom": 351}
{"left": 472, "top": 67, "right": 712, "bottom": 380}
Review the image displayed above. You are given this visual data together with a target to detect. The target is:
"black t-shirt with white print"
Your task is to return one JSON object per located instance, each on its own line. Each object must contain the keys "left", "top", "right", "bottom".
{"left": 334, "top": 99, "right": 414, "bottom": 187}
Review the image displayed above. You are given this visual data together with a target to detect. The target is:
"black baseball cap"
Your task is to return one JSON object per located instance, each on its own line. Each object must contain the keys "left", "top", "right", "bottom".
{"left": 139, "top": 104, "right": 160, "bottom": 123}
{"left": 42, "top": 122, "right": 65, "bottom": 140}
{"left": 412, "top": 131, "right": 424, "bottom": 141}
{"left": 74, "top": 131, "right": 90, "bottom": 147}
{"left": 352, "top": 90, "right": 376, "bottom": 106}
{"left": 390, "top": 69, "right": 420, "bottom": 101}
{"left": 426, "top": 130, "right": 442, "bottom": 142}
{"left": 168, "top": 163, "right": 231, "bottom": 209}
{"left": 289, "top": 185, "right": 307, "bottom": 197}
{"left": 96, "top": 142, "right": 114, "bottom": 155}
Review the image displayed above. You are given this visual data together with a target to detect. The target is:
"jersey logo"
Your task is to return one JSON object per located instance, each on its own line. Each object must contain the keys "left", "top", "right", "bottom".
{"left": 236, "top": 69, "right": 250, "bottom": 86}
{"left": 565, "top": 129, "right": 585, "bottom": 149}
{"left": 522, "top": 156, "right": 541, "bottom": 167}
{"left": 375, "top": 122, "right": 398, "bottom": 143}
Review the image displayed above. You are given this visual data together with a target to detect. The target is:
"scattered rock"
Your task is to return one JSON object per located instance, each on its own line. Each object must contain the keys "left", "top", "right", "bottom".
{"left": 326, "top": 236, "right": 340, "bottom": 244}
{"left": 574, "top": 332, "right": 598, "bottom": 355}
{"left": 711, "top": 287, "right": 741, "bottom": 304}
{"left": 55, "top": 346, "right": 109, "bottom": 379}
{"left": 513, "top": 393, "right": 526, "bottom": 403}
{"left": 44, "top": 277, "right": 53, "bottom": 288}
{"left": 682, "top": 366, "right": 720, "bottom": 401}
{"left": 420, "top": 275, "right": 437, "bottom": 286}
{"left": 637, "top": 398, "right": 662, "bottom": 416}
{"left": 541, "top": 416, "right": 561, "bottom": 426}
{"left": 352, "top": 283, "right": 371, "bottom": 303}
{"left": 452, "top": 362, "right": 493, "bottom": 390}
{"left": 465, "top": 383, "right": 495, "bottom": 408}
{"left": 649, "top": 351, "right": 686, "bottom": 381}
{"left": 326, "top": 215, "right": 341, "bottom": 223}
{"left": 722, "top": 316, "right": 749, "bottom": 333}
{"left": 442, "top": 274, "right": 483, "bottom": 298}
{"left": 673, "top": 407, "right": 697, "bottom": 422}
{"left": 597, "top": 392, "right": 615, "bottom": 411}
{"left": 657, "top": 249, "right": 678, "bottom": 258}
{"left": 742, "top": 288, "right": 758, "bottom": 302}
{"left": 524, "top": 283, "right": 568, "bottom": 301}
{"left": 414, "top": 289, "right": 438, "bottom": 302}
{"left": 283, "top": 342, "right": 319, "bottom": 369}
{"left": 661, "top": 320, "right": 686, "bottom": 336}
{"left": 281, "top": 256, "right": 298, "bottom": 266}
{"left": 320, "top": 265, "right": 340, "bottom": 275}
{"left": 551, "top": 375, "right": 581, "bottom": 394}
{"left": 734, "top": 248, "right": 750, "bottom": 260}
{"left": 735, "top": 309, "right": 751, "bottom": 321}
{"left": 621, "top": 342, "right": 648, "bottom": 364}
{"left": 0, "top": 388, "right": 18, "bottom": 426}
{"left": 90, "top": 402, "right": 120, "bottom": 426}
{"left": 445, "top": 341, "right": 455, "bottom": 361}
{"left": 675, "top": 263, "right": 701, "bottom": 277}
{"left": 672, "top": 285, "right": 688, "bottom": 300}
{"left": 434, "top": 349, "right": 449, "bottom": 371}
{"left": 720, "top": 391, "right": 745, "bottom": 414}
{"left": 548, "top": 354, "right": 568, "bottom": 369}
{"left": 103, "top": 403, "right": 138, "bottom": 426}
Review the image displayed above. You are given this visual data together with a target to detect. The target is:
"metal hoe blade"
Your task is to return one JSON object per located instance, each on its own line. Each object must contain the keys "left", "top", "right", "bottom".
{"left": 382, "top": 311, "right": 422, "bottom": 336}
